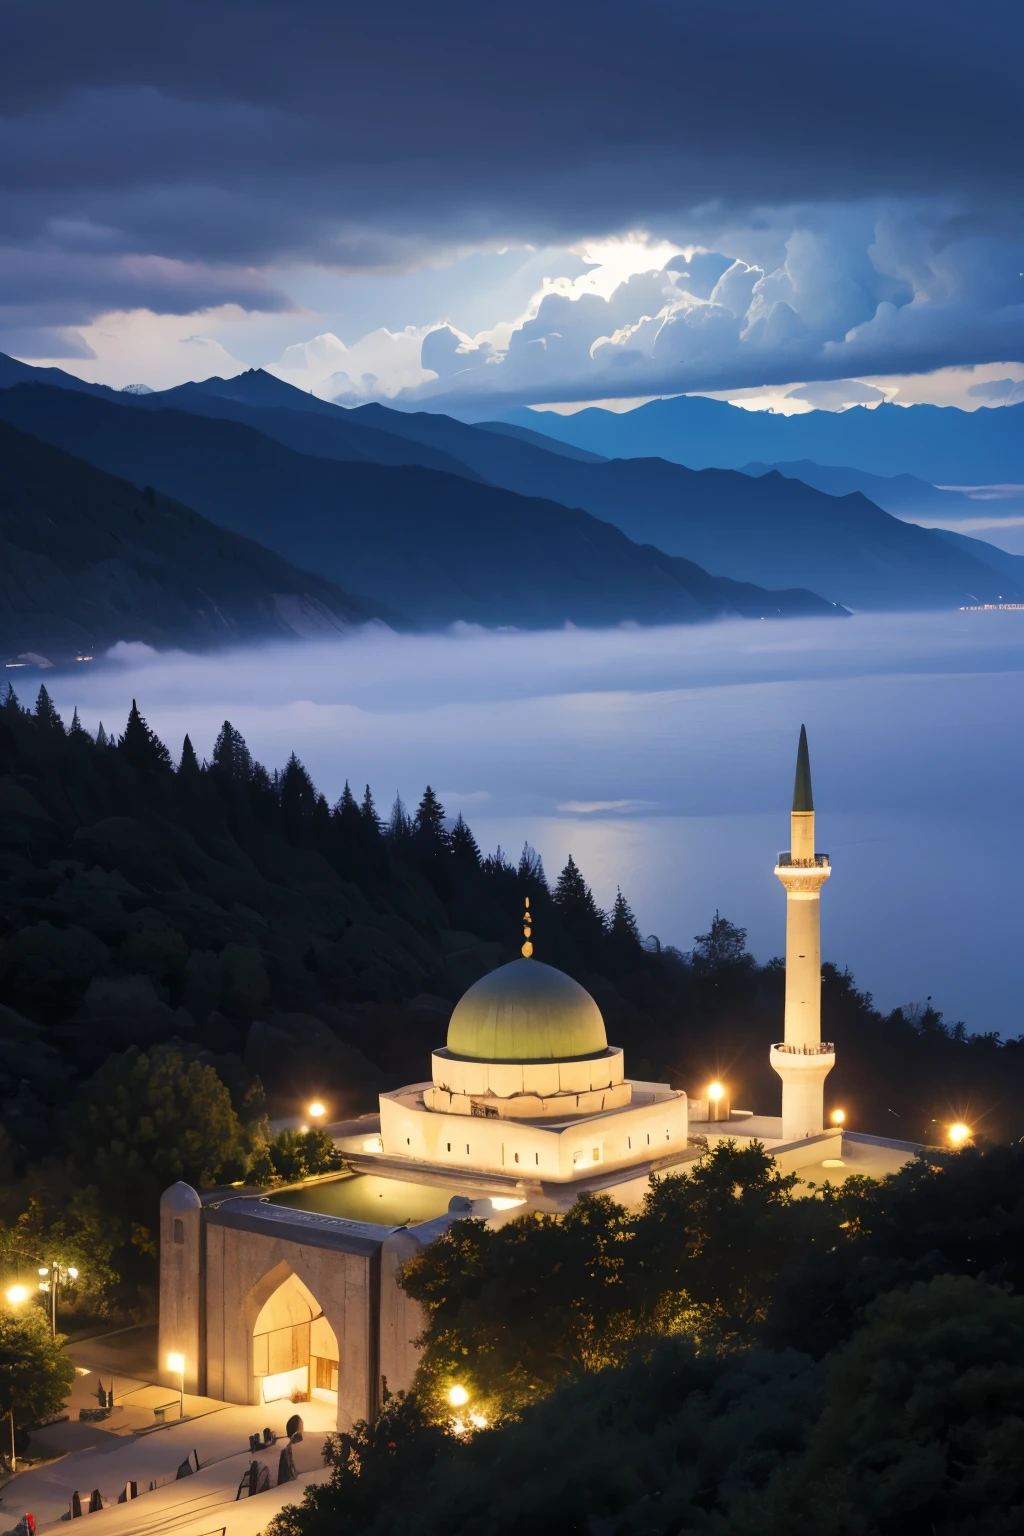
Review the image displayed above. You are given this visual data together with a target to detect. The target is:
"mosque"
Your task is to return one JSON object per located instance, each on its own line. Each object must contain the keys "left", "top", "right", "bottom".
{"left": 158, "top": 728, "right": 917, "bottom": 1429}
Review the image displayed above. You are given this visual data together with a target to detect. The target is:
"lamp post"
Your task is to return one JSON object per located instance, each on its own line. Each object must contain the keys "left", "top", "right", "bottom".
{"left": 4, "top": 1284, "right": 30, "bottom": 1472}
{"left": 37, "top": 1262, "right": 79, "bottom": 1336}
{"left": 167, "top": 1352, "right": 185, "bottom": 1420}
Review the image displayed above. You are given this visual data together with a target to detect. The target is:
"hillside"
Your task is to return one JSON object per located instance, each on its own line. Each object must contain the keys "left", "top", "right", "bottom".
{"left": 0, "top": 385, "right": 840, "bottom": 630}
{"left": 3, "top": 358, "right": 1016, "bottom": 613}
{"left": 741, "top": 460, "right": 989, "bottom": 520}
{"left": 0, "top": 420, "right": 373, "bottom": 660}
{"left": 502, "top": 395, "right": 1024, "bottom": 483}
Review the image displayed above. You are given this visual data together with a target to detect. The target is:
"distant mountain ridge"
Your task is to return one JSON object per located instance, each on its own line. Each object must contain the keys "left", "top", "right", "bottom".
{"left": 501, "top": 395, "right": 1024, "bottom": 483}
{"left": 741, "top": 460, "right": 1024, "bottom": 524}
{"left": 2, "top": 354, "right": 1020, "bottom": 616}
{"left": 0, "top": 383, "right": 838, "bottom": 631}
{"left": 0, "top": 420, "right": 373, "bottom": 660}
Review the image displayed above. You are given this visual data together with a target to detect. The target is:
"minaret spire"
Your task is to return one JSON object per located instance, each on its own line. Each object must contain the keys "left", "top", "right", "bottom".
{"left": 792, "top": 723, "right": 813, "bottom": 812}
{"left": 770, "top": 726, "right": 835, "bottom": 1141}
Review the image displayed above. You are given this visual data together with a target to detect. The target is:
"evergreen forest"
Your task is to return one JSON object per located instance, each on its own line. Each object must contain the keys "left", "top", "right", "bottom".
{"left": 1, "top": 681, "right": 1022, "bottom": 1317}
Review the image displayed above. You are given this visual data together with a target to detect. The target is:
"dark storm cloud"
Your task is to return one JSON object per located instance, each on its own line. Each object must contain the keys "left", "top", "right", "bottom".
{"left": 2, "top": 0, "right": 1022, "bottom": 272}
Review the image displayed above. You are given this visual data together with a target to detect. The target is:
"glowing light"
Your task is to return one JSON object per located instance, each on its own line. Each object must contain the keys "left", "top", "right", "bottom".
{"left": 5, "top": 1286, "right": 29, "bottom": 1305}
{"left": 707, "top": 1082, "right": 725, "bottom": 1103}
{"left": 67, "top": 1267, "right": 79, "bottom": 1280}
{"left": 451, "top": 1417, "right": 467, "bottom": 1435}
{"left": 469, "top": 1412, "right": 488, "bottom": 1429}
{"left": 308, "top": 1102, "right": 326, "bottom": 1120}
{"left": 167, "top": 1352, "right": 185, "bottom": 1376}
{"left": 948, "top": 1122, "right": 972, "bottom": 1147}
{"left": 447, "top": 1384, "right": 469, "bottom": 1407}
{"left": 831, "top": 1109, "right": 845, "bottom": 1126}
{"left": 489, "top": 1197, "right": 526, "bottom": 1211}
{"left": 38, "top": 1267, "right": 48, "bottom": 1277}
{"left": 362, "top": 1135, "right": 383, "bottom": 1153}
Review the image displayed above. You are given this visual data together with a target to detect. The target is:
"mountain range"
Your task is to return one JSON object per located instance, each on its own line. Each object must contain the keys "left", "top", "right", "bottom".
{"left": 0, "top": 384, "right": 838, "bottom": 639}
{"left": 0, "top": 419, "right": 371, "bottom": 661}
{"left": 502, "top": 394, "right": 1024, "bottom": 483}
{"left": 2, "top": 354, "right": 1023, "bottom": 645}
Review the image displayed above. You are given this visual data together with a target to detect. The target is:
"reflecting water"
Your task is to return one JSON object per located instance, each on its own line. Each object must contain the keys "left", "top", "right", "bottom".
{"left": 48, "top": 610, "right": 1024, "bottom": 1034}
{"left": 269, "top": 1173, "right": 457, "bottom": 1226}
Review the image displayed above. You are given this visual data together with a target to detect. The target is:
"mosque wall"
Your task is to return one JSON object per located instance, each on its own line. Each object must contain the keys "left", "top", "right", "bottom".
{"left": 379, "top": 1084, "right": 688, "bottom": 1181}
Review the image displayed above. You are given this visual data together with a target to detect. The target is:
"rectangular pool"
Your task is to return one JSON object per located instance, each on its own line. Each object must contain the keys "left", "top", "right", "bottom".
{"left": 268, "top": 1172, "right": 459, "bottom": 1227}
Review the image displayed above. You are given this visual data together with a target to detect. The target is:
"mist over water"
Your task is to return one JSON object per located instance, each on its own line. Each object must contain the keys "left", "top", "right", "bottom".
{"left": 45, "top": 611, "right": 1024, "bottom": 1035}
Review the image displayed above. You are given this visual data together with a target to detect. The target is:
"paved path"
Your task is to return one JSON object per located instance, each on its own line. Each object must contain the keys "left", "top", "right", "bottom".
{"left": 1, "top": 1400, "right": 336, "bottom": 1534}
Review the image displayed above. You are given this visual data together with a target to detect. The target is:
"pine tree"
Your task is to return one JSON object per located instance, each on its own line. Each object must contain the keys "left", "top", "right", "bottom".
{"left": 211, "top": 720, "right": 252, "bottom": 783}
{"left": 413, "top": 786, "right": 450, "bottom": 852}
{"left": 68, "top": 706, "right": 88, "bottom": 737}
{"left": 0, "top": 682, "right": 21, "bottom": 714}
{"left": 361, "top": 785, "right": 382, "bottom": 835}
{"left": 692, "top": 912, "right": 751, "bottom": 970}
{"left": 517, "top": 841, "right": 548, "bottom": 892}
{"left": 95, "top": 722, "right": 109, "bottom": 747}
{"left": 608, "top": 887, "right": 643, "bottom": 963}
{"left": 451, "top": 813, "right": 481, "bottom": 871}
{"left": 35, "top": 685, "right": 64, "bottom": 733}
{"left": 118, "top": 699, "right": 172, "bottom": 773}
{"left": 279, "top": 753, "right": 318, "bottom": 841}
{"left": 387, "top": 793, "right": 412, "bottom": 845}
{"left": 554, "top": 854, "right": 607, "bottom": 955}
{"left": 178, "top": 734, "right": 201, "bottom": 776}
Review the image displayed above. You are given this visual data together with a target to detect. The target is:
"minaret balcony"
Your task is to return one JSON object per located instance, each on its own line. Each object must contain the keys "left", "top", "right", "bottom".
{"left": 771, "top": 1041, "right": 834, "bottom": 1055}
{"left": 776, "top": 853, "right": 829, "bottom": 868}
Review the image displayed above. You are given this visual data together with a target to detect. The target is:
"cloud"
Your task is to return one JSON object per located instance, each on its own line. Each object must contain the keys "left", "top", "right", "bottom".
{"left": 0, "top": 3, "right": 1021, "bottom": 323}
{"left": 967, "top": 377, "right": 1024, "bottom": 404}
{"left": 786, "top": 380, "right": 886, "bottom": 408}
{"left": 557, "top": 800, "right": 658, "bottom": 815}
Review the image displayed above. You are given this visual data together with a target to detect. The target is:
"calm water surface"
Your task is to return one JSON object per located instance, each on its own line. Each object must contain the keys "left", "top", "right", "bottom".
{"left": 51, "top": 611, "right": 1024, "bottom": 1035}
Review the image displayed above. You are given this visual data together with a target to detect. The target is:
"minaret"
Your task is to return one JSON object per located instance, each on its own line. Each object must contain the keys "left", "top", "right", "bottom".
{"left": 770, "top": 726, "right": 835, "bottom": 1141}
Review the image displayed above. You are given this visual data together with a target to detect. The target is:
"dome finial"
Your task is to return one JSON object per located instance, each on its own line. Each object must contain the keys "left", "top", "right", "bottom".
{"left": 521, "top": 894, "right": 533, "bottom": 958}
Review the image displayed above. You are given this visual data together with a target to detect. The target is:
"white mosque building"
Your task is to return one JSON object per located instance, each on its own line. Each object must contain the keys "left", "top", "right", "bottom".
{"left": 158, "top": 728, "right": 917, "bottom": 1429}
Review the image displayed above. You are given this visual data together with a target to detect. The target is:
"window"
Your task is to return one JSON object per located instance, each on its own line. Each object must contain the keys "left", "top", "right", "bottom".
{"left": 447, "top": 1142, "right": 451, "bottom": 1152}
{"left": 535, "top": 1153, "right": 539, "bottom": 1165}
{"left": 592, "top": 1147, "right": 600, "bottom": 1162}
{"left": 627, "top": 1137, "right": 632, "bottom": 1150}
{"left": 514, "top": 1152, "right": 519, "bottom": 1163}
{"left": 406, "top": 1137, "right": 410, "bottom": 1146}
{"left": 466, "top": 1144, "right": 470, "bottom": 1155}
{"left": 173, "top": 1218, "right": 184, "bottom": 1245}
{"left": 665, "top": 1129, "right": 670, "bottom": 1141}
{"left": 646, "top": 1133, "right": 650, "bottom": 1146}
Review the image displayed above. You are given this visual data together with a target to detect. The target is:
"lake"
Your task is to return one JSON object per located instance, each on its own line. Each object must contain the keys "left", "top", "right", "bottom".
{"left": 47, "top": 610, "right": 1024, "bottom": 1036}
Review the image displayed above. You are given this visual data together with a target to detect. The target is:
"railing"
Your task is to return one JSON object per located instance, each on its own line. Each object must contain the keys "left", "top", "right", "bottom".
{"left": 776, "top": 853, "right": 829, "bottom": 867}
{"left": 771, "top": 1041, "right": 835, "bottom": 1055}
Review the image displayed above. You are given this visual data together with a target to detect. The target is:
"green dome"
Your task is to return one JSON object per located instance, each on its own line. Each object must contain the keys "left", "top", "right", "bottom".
{"left": 446, "top": 958, "right": 608, "bottom": 1063}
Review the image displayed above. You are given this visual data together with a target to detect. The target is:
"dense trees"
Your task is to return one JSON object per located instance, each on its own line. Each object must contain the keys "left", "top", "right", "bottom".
{"left": 4, "top": 683, "right": 1024, "bottom": 1318}
{"left": 0, "top": 1309, "right": 76, "bottom": 1457}
{"left": 270, "top": 1143, "right": 1024, "bottom": 1536}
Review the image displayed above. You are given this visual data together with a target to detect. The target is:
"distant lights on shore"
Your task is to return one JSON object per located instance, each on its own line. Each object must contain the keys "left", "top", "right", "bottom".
{"left": 947, "top": 1122, "right": 972, "bottom": 1147}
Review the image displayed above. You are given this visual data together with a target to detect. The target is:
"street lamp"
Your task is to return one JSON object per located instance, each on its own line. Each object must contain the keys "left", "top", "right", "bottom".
{"left": 37, "top": 1263, "right": 80, "bottom": 1335}
{"left": 167, "top": 1352, "right": 185, "bottom": 1420}
{"left": 308, "top": 1101, "right": 326, "bottom": 1122}
{"left": 948, "top": 1122, "right": 972, "bottom": 1147}
{"left": 831, "top": 1109, "right": 846, "bottom": 1126}
{"left": 447, "top": 1384, "right": 469, "bottom": 1407}
{"left": 3, "top": 1287, "right": 28, "bottom": 1471}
